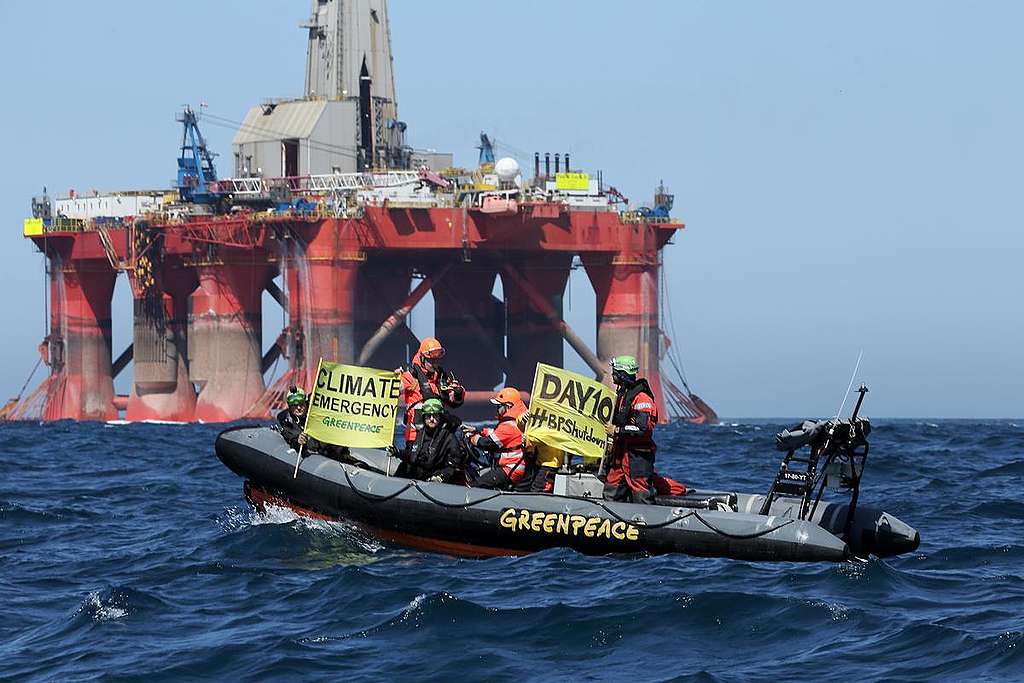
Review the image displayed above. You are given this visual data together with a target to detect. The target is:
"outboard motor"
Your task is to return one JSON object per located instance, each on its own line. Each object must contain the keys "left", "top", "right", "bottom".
{"left": 759, "top": 385, "right": 917, "bottom": 557}
{"left": 763, "top": 386, "right": 871, "bottom": 503}
{"left": 764, "top": 414, "right": 867, "bottom": 507}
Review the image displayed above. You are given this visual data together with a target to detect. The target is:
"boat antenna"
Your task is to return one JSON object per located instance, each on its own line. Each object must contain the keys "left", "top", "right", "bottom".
{"left": 816, "top": 350, "right": 864, "bottom": 456}
{"left": 833, "top": 350, "right": 863, "bottom": 420}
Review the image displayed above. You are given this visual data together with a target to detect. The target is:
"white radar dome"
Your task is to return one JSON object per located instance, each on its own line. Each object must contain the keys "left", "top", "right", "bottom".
{"left": 494, "top": 157, "right": 520, "bottom": 182}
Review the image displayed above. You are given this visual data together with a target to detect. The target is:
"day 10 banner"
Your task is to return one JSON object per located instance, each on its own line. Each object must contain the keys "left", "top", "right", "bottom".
{"left": 525, "top": 363, "right": 615, "bottom": 461}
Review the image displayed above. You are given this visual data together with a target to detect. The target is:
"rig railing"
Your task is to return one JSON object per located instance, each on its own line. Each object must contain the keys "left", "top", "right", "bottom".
{"left": 212, "top": 171, "right": 422, "bottom": 196}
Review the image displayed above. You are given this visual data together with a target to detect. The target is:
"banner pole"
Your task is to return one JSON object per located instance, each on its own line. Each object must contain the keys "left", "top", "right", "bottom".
{"left": 292, "top": 442, "right": 305, "bottom": 479}
{"left": 293, "top": 358, "right": 321, "bottom": 479}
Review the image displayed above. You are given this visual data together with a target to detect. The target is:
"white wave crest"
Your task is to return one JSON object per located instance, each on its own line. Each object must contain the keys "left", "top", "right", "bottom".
{"left": 402, "top": 592, "right": 429, "bottom": 618}
{"left": 79, "top": 591, "right": 128, "bottom": 622}
{"left": 806, "top": 598, "right": 849, "bottom": 621}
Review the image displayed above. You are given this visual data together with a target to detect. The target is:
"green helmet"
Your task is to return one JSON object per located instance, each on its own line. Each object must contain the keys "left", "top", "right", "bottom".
{"left": 421, "top": 398, "right": 445, "bottom": 415}
{"left": 286, "top": 386, "right": 307, "bottom": 406}
{"left": 610, "top": 355, "right": 640, "bottom": 375}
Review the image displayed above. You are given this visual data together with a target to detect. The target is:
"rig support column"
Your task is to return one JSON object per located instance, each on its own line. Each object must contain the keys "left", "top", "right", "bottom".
{"left": 434, "top": 265, "right": 506, "bottom": 394}
{"left": 502, "top": 257, "right": 571, "bottom": 389}
{"left": 50, "top": 259, "right": 118, "bottom": 421}
{"left": 190, "top": 258, "right": 270, "bottom": 422}
{"left": 354, "top": 259, "right": 413, "bottom": 368}
{"left": 584, "top": 255, "right": 666, "bottom": 420}
{"left": 286, "top": 221, "right": 360, "bottom": 387}
{"left": 127, "top": 266, "right": 198, "bottom": 421}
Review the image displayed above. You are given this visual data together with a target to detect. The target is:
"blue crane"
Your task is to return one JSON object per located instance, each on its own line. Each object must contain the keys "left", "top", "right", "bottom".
{"left": 176, "top": 106, "right": 220, "bottom": 204}
{"left": 477, "top": 132, "right": 495, "bottom": 166}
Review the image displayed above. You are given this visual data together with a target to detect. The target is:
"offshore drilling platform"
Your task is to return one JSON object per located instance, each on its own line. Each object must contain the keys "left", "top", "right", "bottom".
{"left": 6, "top": 0, "right": 716, "bottom": 425}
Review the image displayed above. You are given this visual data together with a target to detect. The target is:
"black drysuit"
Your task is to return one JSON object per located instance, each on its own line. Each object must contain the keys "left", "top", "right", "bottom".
{"left": 275, "top": 407, "right": 329, "bottom": 455}
{"left": 398, "top": 415, "right": 467, "bottom": 483}
{"left": 276, "top": 408, "right": 305, "bottom": 449}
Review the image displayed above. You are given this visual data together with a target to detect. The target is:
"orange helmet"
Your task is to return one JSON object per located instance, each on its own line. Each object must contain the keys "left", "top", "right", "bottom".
{"left": 491, "top": 387, "right": 522, "bottom": 406}
{"left": 418, "top": 336, "right": 445, "bottom": 360}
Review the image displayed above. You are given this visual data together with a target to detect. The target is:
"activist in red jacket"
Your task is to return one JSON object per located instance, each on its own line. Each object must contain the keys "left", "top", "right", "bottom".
{"left": 603, "top": 355, "right": 686, "bottom": 504}
{"left": 398, "top": 337, "right": 465, "bottom": 443}
{"left": 465, "top": 387, "right": 529, "bottom": 489}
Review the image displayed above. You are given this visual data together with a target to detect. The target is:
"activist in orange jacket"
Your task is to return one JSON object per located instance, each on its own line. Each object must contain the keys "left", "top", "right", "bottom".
{"left": 603, "top": 355, "right": 686, "bottom": 504}
{"left": 398, "top": 337, "right": 465, "bottom": 443}
{"left": 465, "top": 387, "right": 529, "bottom": 490}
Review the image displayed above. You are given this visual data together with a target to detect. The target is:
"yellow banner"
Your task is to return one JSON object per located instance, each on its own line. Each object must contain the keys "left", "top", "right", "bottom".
{"left": 304, "top": 359, "right": 402, "bottom": 448}
{"left": 555, "top": 172, "right": 590, "bottom": 191}
{"left": 23, "top": 218, "right": 44, "bottom": 236}
{"left": 525, "top": 363, "right": 615, "bottom": 460}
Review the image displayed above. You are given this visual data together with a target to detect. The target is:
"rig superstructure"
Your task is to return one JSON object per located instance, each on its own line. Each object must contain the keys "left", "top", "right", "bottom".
{"left": 6, "top": 0, "right": 715, "bottom": 425}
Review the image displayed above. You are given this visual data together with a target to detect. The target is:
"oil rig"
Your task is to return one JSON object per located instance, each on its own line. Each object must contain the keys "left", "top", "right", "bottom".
{"left": 5, "top": 0, "right": 716, "bottom": 425}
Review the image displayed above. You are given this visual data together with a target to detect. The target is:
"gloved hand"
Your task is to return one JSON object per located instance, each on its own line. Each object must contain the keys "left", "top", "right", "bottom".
{"left": 427, "top": 474, "right": 443, "bottom": 483}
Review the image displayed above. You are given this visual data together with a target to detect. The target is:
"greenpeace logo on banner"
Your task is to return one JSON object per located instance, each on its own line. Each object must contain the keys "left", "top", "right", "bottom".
{"left": 320, "top": 417, "right": 384, "bottom": 433}
{"left": 304, "top": 360, "right": 401, "bottom": 449}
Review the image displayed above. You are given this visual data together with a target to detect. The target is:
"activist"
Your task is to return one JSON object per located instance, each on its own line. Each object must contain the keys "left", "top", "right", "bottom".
{"left": 465, "top": 387, "right": 530, "bottom": 490}
{"left": 276, "top": 384, "right": 337, "bottom": 457}
{"left": 276, "top": 386, "right": 310, "bottom": 450}
{"left": 516, "top": 410, "right": 564, "bottom": 493}
{"left": 603, "top": 355, "right": 687, "bottom": 504}
{"left": 398, "top": 337, "right": 465, "bottom": 444}
{"left": 396, "top": 398, "right": 468, "bottom": 483}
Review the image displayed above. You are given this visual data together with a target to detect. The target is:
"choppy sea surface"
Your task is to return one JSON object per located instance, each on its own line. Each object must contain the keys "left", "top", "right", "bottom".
{"left": 1, "top": 419, "right": 1022, "bottom": 682}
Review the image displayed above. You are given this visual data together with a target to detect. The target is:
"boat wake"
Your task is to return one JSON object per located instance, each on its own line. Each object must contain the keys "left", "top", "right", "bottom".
{"left": 216, "top": 504, "right": 384, "bottom": 558}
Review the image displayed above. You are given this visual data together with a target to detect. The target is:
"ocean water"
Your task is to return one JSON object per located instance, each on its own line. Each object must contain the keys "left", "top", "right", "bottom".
{"left": 1, "top": 419, "right": 1021, "bottom": 682}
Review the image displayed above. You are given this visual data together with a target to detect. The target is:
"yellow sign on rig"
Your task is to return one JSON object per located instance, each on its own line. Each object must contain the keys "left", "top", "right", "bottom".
{"left": 555, "top": 172, "right": 590, "bottom": 191}
{"left": 23, "top": 218, "right": 44, "bottom": 236}
{"left": 525, "top": 363, "right": 615, "bottom": 461}
{"left": 304, "top": 359, "right": 402, "bottom": 449}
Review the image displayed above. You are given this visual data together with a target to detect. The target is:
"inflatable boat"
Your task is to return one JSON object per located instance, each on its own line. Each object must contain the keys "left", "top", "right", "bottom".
{"left": 215, "top": 400, "right": 919, "bottom": 563}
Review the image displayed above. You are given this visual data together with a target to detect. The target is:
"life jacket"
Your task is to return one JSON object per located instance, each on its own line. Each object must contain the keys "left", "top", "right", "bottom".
{"left": 402, "top": 354, "right": 440, "bottom": 408}
{"left": 407, "top": 417, "right": 454, "bottom": 470}
{"left": 612, "top": 378, "right": 658, "bottom": 454}
{"left": 483, "top": 415, "right": 528, "bottom": 482}
{"left": 407, "top": 421, "right": 439, "bottom": 467}
{"left": 401, "top": 352, "right": 464, "bottom": 414}
{"left": 276, "top": 407, "right": 304, "bottom": 444}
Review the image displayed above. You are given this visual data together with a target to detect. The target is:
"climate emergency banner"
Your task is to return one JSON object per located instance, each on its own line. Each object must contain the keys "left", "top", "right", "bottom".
{"left": 304, "top": 359, "right": 402, "bottom": 449}
{"left": 526, "top": 363, "right": 615, "bottom": 461}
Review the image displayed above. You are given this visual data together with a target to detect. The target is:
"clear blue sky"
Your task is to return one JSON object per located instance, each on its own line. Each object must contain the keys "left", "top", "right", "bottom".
{"left": 0, "top": 1, "right": 1020, "bottom": 418}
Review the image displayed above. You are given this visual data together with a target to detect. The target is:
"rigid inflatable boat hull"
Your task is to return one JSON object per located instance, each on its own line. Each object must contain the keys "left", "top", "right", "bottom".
{"left": 215, "top": 426, "right": 912, "bottom": 563}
